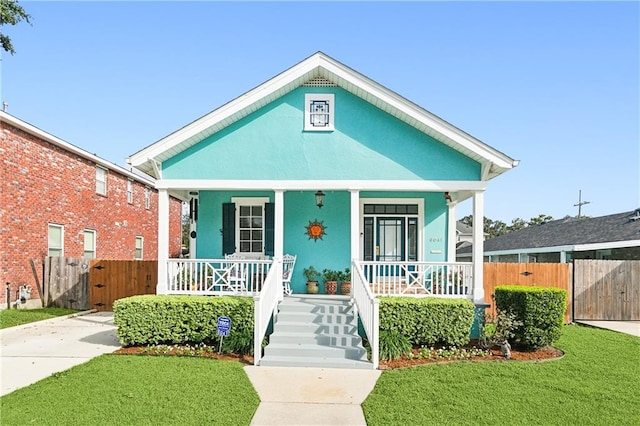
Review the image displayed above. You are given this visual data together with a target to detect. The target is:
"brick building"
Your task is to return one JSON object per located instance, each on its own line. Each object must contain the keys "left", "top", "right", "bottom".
{"left": 1, "top": 111, "right": 183, "bottom": 307}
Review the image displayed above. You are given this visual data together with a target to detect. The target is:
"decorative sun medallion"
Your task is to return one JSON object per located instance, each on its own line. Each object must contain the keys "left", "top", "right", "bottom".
{"left": 305, "top": 219, "right": 327, "bottom": 242}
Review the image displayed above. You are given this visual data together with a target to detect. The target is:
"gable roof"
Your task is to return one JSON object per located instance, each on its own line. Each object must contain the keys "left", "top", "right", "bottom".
{"left": 128, "top": 52, "right": 518, "bottom": 179}
{"left": 1, "top": 111, "right": 155, "bottom": 186}
{"left": 458, "top": 209, "right": 640, "bottom": 255}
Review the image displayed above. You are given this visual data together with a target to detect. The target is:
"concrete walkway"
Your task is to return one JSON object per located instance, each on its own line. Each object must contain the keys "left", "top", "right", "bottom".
{"left": 245, "top": 366, "right": 381, "bottom": 425}
{"left": 576, "top": 320, "right": 640, "bottom": 337}
{"left": 1, "top": 311, "right": 382, "bottom": 425}
{"left": 0, "top": 311, "right": 120, "bottom": 396}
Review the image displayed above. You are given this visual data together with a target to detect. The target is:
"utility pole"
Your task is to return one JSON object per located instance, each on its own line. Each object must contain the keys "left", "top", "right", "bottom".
{"left": 573, "top": 190, "right": 590, "bottom": 218}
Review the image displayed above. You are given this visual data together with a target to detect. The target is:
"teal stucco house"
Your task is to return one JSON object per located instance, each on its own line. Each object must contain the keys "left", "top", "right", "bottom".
{"left": 128, "top": 52, "right": 518, "bottom": 368}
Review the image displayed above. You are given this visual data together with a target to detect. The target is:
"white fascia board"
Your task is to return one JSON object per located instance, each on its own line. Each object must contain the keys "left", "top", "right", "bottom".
{"left": 573, "top": 240, "right": 640, "bottom": 251}
{"left": 155, "top": 179, "right": 488, "bottom": 192}
{"left": 129, "top": 59, "right": 321, "bottom": 167}
{"left": 484, "top": 246, "right": 576, "bottom": 257}
{"left": 1, "top": 111, "right": 155, "bottom": 186}
{"left": 318, "top": 56, "right": 518, "bottom": 170}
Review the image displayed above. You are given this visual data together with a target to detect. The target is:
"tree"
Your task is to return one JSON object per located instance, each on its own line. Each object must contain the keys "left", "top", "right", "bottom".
{"left": 1, "top": 0, "right": 31, "bottom": 55}
{"left": 528, "top": 214, "right": 554, "bottom": 226}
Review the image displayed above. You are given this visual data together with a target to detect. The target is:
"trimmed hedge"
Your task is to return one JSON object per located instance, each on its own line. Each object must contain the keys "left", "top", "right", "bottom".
{"left": 494, "top": 285, "right": 567, "bottom": 349}
{"left": 113, "top": 295, "right": 254, "bottom": 348}
{"left": 379, "top": 297, "right": 475, "bottom": 347}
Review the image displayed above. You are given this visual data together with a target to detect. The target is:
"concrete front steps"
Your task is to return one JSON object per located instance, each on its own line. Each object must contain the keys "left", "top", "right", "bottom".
{"left": 259, "top": 295, "right": 373, "bottom": 370}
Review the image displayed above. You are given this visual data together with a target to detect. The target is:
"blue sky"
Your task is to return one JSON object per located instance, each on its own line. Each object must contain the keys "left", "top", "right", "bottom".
{"left": 2, "top": 1, "right": 638, "bottom": 223}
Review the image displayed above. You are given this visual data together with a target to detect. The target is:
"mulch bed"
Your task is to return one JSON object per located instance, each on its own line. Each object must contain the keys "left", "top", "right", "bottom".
{"left": 114, "top": 344, "right": 563, "bottom": 370}
{"left": 379, "top": 345, "right": 564, "bottom": 370}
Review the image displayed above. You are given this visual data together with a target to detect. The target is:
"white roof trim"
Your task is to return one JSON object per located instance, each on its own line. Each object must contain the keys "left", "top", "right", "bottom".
{"left": 1, "top": 111, "right": 156, "bottom": 186}
{"left": 155, "top": 179, "right": 487, "bottom": 192}
{"left": 129, "top": 52, "right": 518, "bottom": 178}
{"left": 459, "top": 240, "right": 640, "bottom": 258}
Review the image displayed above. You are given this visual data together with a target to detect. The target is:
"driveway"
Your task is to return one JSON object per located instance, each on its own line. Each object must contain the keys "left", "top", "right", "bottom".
{"left": 0, "top": 311, "right": 120, "bottom": 396}
{"left": 576, "top": 320, "right": 640, "bottom": 337}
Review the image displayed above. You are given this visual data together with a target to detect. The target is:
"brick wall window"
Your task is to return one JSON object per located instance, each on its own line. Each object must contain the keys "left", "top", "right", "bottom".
{"left": 127, "top": 179, "right": 134, "bottom": 204}
{"left": 96, "top": 166, "right": 107, "bottom": 195}
{"left": 83, "top": 229, "right": 96, "bottom": 259}
{"left": 135, "top": 236, "right": 144, "bottom": 259}
{"left": 48, "top": 224, "right": 64, "bottom": 257}
{"left": 144, "top": 187, "right": 151, "bottom": 209}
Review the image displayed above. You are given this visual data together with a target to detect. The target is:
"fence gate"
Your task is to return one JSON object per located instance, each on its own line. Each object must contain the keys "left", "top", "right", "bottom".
{"left": 483, "top": 262, "right": 572, "bottom": 324}
{"left": 573, "top": 259, "right": 640, "bottom": 321}
{"left": 89, "top": 260, "right": 157, "bottom": 311}
{"left": 45, "top": 257, "right": 90, "bottom": 310}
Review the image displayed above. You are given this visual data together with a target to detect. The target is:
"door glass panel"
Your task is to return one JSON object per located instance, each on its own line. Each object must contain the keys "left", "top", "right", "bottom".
{"left": 378, "top": 218, "right": 403, "bottom": 261}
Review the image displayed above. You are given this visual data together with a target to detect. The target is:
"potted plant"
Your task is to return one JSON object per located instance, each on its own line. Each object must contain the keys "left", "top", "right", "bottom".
{"left": 322, "top": 268, "right": 339, "bottom": 295}
{"left": 339, "top": 267, "right": 351, "bottom": 295}
{"left": 303, "top": 266, "right": 320, "bottom": 294}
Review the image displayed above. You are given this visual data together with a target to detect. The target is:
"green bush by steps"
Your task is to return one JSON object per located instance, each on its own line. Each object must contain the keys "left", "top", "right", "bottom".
{"left": 494, "top": 285, "right": 567, "bottom": 349}
{"left": 379, "top": 297, "right": 475, "bottom": 347}
{"left": 113, "top": 295, "right": 254, "bottom": 352}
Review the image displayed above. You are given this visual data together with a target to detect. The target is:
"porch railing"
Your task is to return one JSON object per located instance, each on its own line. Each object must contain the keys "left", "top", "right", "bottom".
{"left": 351, "top": 260, "right": 379, "bottom": 370}
{"left": 253, "top": 257, "right": 281, "bottom": 366}
{"left": 166, "top": 259, "right": 272, "bottom": 296}
{"left": 359, "top": 261, "right": 474, "bottom": 298}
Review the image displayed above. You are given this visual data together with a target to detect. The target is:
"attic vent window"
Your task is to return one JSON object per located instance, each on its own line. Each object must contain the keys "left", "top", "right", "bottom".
{"left": 304, "top": 93, "right": 334, "bottom": 131}
{"left": 303, "top": 77, "right": 337, "bottom": 87}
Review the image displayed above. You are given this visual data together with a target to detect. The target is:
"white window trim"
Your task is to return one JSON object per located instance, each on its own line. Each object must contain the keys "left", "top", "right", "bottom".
{"left": 144, "top": 187, "right": 151, "bottom": 209}
{"left": 48, "top": 223, "right": 64, "bottom": 257}
{"left": 304, "top": 93, "right": 335, "bottom": 131}
{"left": 135, "top": 236, "right": 144, "bottom": 260}
{"left": 231, "top": 197, "right": 269, "bottom": 258}
{"left": 83, "top": 229, "right": 97, "bottom": 259}
{"left": 96, "top": 166, "right": 108, "bottom": 195}
{"left": 359, "top": 198, "right": 424, "bottom": 262}
{"left": 127, "top": 179, "right": 134, "bottom": 204}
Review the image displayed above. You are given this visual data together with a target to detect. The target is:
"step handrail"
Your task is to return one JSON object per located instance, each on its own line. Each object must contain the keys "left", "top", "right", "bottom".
{"left": 351, "top": 259, "right": 379, "bottom": 369}
{"left": 253, "top": 257, "right": 282, "bottom": 366}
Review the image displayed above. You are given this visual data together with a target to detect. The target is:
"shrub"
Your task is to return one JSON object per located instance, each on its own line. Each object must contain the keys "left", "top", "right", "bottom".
{"left": 379, "top": 330, "right": 412, "bottom": 360}
{"left": 113, "top": 295, "right": 254, "bottom": 352}
{"left": 494, "top": 285, "right": 567, "bottom": 349}
{"left": 378, "top": 297, "right": 475, "bottom": 347}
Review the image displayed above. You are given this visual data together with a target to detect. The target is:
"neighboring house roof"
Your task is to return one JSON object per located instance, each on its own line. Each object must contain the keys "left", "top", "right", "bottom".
{"left": 458, "top": 209, "right": 640, "bottom": 255}
{"left": 129, "top": 51, "right": 518, "bottom": 180}
{"left": 456, "top": 221, "right": 474, "bottom": 236}
{"left": 1, "top": 111, "right": 155, "bottom": 186}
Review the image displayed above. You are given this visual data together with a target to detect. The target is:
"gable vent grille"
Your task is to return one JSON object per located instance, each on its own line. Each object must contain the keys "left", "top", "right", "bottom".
{"left": 303, "top": 77, "right": 337, "bottom": 87}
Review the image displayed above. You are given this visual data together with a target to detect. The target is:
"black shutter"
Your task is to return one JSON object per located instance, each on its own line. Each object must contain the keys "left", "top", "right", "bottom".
{"left": 264, "top": 203, "right": 274, "bottom": 257}
{"left": 222, "top": 203, "right": 235, "bottom": 255}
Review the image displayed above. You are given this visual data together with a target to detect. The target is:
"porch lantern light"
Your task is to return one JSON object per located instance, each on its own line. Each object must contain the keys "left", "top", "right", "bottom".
{"left": 315, "top": 190, "right": 325, "bottom": 209}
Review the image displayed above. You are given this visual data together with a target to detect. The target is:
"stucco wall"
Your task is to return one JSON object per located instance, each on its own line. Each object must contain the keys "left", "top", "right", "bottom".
{"left": 162, "top": 87, "right": 481, "bottom": 180}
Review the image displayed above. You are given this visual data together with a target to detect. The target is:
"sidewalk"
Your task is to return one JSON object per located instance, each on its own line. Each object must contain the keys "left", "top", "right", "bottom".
{"left": 0, "top": 311, "right": 120, "bottom": 396}
{"left": 245, "top": 365, "right": 381, "bottom": 425}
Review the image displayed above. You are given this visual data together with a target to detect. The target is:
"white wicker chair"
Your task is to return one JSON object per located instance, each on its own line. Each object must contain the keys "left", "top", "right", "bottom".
{"left": 282, "top": 254, "right": 297, "bottom": 296}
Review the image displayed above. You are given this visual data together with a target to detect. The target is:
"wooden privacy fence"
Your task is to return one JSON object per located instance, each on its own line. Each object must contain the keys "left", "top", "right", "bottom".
{"left": 573, "top": 259, "right": 640, "bottom": 321}
{"left": 89, "top": 260, "right": 157, "bottom": 311}
{"left": 483, "top": 263, "right": 572, "bottom": 324}
{"left": 44, "top": 257, "right": 157, "bottom": 311}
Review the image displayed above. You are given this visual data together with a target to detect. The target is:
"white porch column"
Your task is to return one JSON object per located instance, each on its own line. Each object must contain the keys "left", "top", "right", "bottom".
{"left": 157, "top": 188, "right": 170, "bottom": 294}
{"left": 472, "top": 191, "right": 485, "bottom": 304}
{"left": 447, "top": 201, "right": 457, "bottom": 262}
{"left": 350, "top": 190, "right": 360, "bottom": 262}
{"left": 560, "top": 251, "right": 567, "bottom": 263}
{"left": 274, "top": 190, "right": 284, "bottom": 300}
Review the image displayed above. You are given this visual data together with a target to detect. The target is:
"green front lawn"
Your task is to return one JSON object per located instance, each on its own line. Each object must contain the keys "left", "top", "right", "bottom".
{"left": 363, "top": 325, "right": 640, "bottom": 425}
{"left": 0, "top": 355, "right": 259, "bottom": 425}
{"left": 0, "top": 307, "right": 78, "bottom": 329}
